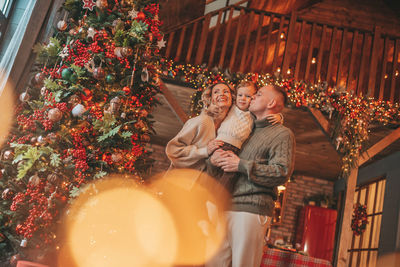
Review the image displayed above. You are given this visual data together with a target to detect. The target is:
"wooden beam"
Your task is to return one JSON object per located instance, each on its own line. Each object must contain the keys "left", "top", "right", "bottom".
{"left": 308, "top": 108, "right": 329, "bottom": 134}
{"left": 336, "top": 166, "right": 359, "bottom": 267}
{"left": 358, "top": 127, "right": 400, "bottom": 166}
{"left": 159, "top": 81, "right": 188, "bottom": 124}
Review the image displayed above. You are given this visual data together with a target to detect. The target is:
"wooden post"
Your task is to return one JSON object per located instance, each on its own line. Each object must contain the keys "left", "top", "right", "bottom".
{"left": 294, "top": 21, "right": 306, "bottom": 80}
{"left": 165, "top": 32, "right": 175, "bottom": 59}
{"left": 219, "top": 7, "right": 234, "bottom": 68}
{"left": 315, "top": 25, "right": 327, "bottom": 82}
{"left": 195, "top": 14, "right": 211, "bottom": 65}
{"left": 239, "top": 11, "right": 255, "bottom": 72}
{"left": 174, "top": 26, "right": 187, "bottom": 62}
{"left": 159, "top": 81, "right": 188, "bottom": 124}
{"left": 367, "top": 26, "right": 382, "bottom": 98}
{"left": 186, "top": 22, "right": 199, "bottom": 63}
{"left": 282, "top": 11, "right": 297, "bottom": 76}
{"left": 305, "top": 23, "right": 317, "bottom": 81}
{"left": 347, "top": 30, "right": 359, "bottom": 90}
{"left": 271, "top": 16, "right": 285, "bottom": 73}
{"left": 336, "top": 29, "right": 348, "bottom": 88}
{"left": 251, "top": 14, "right": 264, "bottom": 73}
{"left": 208, "top": 10, "right": 223, "bottom": 67}
{"left": 378, "top": 36, "right": 389, "bottom": 100}
{"left": 390, "top": 39, "right": 399, "bottom": 103}
{"left": 336, "top": 167, "right": 359, "bottom": 267}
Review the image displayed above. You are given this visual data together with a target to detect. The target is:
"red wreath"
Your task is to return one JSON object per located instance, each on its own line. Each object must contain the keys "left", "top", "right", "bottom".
{"left": 351, "top": 203, "right": 368, "bottom": 236}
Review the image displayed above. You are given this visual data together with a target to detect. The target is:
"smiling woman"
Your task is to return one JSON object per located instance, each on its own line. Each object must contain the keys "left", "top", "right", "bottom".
{"left": 165, "top": 82, "right": 234, "bottom": 179}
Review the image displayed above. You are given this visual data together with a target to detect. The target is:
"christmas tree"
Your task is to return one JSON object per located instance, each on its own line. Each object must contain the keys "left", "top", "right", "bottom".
{"left": 0, "top": 0, "right": 164, "bottom": 263}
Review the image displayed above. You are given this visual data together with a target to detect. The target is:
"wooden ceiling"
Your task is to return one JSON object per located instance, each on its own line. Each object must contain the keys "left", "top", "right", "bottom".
{"left": 150, "top": 82, "right": 400, "bottom": 181}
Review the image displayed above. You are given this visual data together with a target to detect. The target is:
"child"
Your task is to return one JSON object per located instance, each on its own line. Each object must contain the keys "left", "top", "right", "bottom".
{"left": 209, "top": 81, "right": 283, "bottom": 192}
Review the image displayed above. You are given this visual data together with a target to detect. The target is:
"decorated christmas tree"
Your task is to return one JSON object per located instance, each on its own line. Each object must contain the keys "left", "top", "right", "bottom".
{"left": 0, "top": 0, "right": 164, "bottom": 263}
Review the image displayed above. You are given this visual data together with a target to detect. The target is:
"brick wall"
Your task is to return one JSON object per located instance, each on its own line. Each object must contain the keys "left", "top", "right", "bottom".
{"left": 269, "top": 175, "right": 335, "bottom": 244}
{"left": 147, "top": 144, "right": 335, "bottom": 245}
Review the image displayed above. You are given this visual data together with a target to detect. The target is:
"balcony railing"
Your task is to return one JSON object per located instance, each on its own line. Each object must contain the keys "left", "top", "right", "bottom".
{"left": 162, "top": 5, "right": 400, "bottom": 103}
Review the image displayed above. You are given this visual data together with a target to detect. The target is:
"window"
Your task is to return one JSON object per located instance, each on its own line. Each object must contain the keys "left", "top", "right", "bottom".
{"left": 0, "top": 0, "right": 14, "bottom": 41}
{"left": 0, "top": 0, "right": 13, "bottom": 16}
{"left": 348, "top": 177, "right": 386, "bottom": 267}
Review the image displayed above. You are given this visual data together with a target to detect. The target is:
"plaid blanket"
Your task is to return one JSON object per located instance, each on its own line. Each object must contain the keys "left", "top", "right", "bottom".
{"left": 261, "top": 248, "right": 332, "bottom": 267}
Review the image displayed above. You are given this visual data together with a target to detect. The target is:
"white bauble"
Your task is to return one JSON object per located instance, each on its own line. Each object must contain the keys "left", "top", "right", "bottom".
{"left": 71, "top": 104, "right": 86, "bottom": 117}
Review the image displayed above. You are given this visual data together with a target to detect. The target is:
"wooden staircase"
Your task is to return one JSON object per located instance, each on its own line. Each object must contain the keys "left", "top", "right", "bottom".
{"left": 161, "top": 5, "right": 400, "bottom": 103}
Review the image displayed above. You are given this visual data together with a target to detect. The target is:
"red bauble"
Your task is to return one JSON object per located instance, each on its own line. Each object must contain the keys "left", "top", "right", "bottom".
{"left": 93, "top": 67, "right": 105, "bottom": 79}
{"left": 81, "top": 88, "right": 93, "bottom": 101}
{"left": 122, "top": 86, "right": 131, "bottom": 95}
{"left": 137, "top": 11, "right": 145, "bottom": 20}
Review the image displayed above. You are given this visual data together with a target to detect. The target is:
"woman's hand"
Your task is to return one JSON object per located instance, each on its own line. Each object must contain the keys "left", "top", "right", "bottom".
{"left": 266, "top": 113, "right": 284, "bottom": 125}
{"left": 207, "top": 139, "right": 224, "bottom": 155}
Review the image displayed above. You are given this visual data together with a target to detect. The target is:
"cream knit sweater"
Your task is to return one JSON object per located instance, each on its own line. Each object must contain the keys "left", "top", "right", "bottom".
{"left": 165, "top": 112, "right": 216, "bottom": 171}
{"left": 216, "top": 106, "right": 253, "bottom": 149}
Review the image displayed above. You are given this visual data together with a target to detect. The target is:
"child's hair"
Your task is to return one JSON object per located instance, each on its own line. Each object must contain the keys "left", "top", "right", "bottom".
{"left": 200, "top": 82, "right": 235, "bottom": 110}
{"left": 235, "top": 81, "right": 258, "bottom": 94}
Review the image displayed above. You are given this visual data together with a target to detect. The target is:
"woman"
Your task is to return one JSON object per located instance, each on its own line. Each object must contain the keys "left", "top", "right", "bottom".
{"left": 165, "top": 82, "right": 234, "bottom": 175}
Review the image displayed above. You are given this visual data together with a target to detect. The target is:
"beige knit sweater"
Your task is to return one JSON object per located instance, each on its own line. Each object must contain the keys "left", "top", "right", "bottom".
{"left": 165, "top": 112, "right": 216, "bottom": 172}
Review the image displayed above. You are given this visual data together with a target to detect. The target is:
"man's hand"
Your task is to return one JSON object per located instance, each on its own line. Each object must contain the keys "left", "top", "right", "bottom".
{"left": 219, "top": 152, "right": 240, "bottom": 172}
{"left": 210, "top": 149, "right": 230, "bottom": 166}
{"left": 210, "top": 149, "right": 240, "bottom": 172}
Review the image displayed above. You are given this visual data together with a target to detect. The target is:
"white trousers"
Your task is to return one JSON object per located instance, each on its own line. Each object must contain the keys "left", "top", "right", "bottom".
{"left": 206, "top": 211, "right": 271, "bottom": 267}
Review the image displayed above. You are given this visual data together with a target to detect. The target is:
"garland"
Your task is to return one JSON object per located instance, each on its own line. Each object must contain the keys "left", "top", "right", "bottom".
{"left": 157, "top": 59, "right": 400, "bottom": 178}
{"left": 351, "top": 203, "right": 368, "bottom": 236}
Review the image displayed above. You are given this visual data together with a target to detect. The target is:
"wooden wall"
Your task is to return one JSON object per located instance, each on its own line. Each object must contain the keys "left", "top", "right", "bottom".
{"left": 159, "top": 0, "right": 206, "bottom": 30}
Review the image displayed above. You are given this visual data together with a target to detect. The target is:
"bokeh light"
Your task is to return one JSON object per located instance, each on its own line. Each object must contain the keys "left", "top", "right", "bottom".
{"left": 58, "top": 176, "right": 177, "bottom": 267}
{"left": 150, "top": 169, "right": 229, "bottom": 266}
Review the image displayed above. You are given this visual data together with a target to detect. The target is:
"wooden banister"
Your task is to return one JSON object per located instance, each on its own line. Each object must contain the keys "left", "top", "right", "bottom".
{"left": 161, "top": 4, "right": 400, "bottom": 105}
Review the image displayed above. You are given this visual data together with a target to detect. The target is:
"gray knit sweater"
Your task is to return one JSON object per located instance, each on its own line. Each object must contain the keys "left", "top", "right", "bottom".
{"left": 208, "top": 117, "right": 295, "bottom": 216}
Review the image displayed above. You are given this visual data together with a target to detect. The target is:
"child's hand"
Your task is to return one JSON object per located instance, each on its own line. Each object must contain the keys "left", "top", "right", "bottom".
{"left": 207, "top": 139, "right": 224, "bottom": 155}
{"left": 267, "top": 113, "right": 284, "bottom": 125}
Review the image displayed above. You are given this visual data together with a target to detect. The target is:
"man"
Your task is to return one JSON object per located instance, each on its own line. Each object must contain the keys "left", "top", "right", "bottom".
{"left": 206, "top": 84, "right": 296, "bottom": 267}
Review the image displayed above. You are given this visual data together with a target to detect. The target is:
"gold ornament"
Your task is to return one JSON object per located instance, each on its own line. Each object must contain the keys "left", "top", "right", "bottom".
{"left": 41, "top": 86, "right": 47, "bottom": 96}
{"left": 3, "top": 150, "right": 14, "bottom": 160}
{"left": 96, "top": 0, "right": 108, "bottom": 9}
{"left": 121, "top": 47, "right": 133, "bottom": 57}
{"left": 47, "top": 173, "right": 59, "bottom": 184}
{"left": 48, "top": 108, "right": 63, "bottom": 122}
{"left": 29, "top": 174, "right": 41, "bottom": 187}
{"left": 114, "top": 47, "right": 123, "bottom": 58}
{"left": 47, "top": 132, "right": 59, "bottom": 143}
{"left": 19, "top": 92, "right": 30, "bottom": 102}
{"left": 111, "top": 152, "right": 123, "bottom": 163}
{"left": 57, "top": 20, "right": 68, "bottom": 31}
{"left": 141, "top": 134, "right": 151, "bottom": 143}
{"left": 110, "top": 96, "right": 121, "bottom": 113}
{"left": 68, "top": 94, "right": 81, "bottom": 107}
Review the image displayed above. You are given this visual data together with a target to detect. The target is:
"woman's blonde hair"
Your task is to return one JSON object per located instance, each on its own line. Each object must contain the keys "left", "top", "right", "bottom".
{"left": 200, "top": 82, "right": 235, "bottom": 111}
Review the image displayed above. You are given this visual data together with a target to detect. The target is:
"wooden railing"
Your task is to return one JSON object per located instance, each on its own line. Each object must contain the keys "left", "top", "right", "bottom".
{"left": 162, "top": 5, "right": 400, "bottom": 103}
